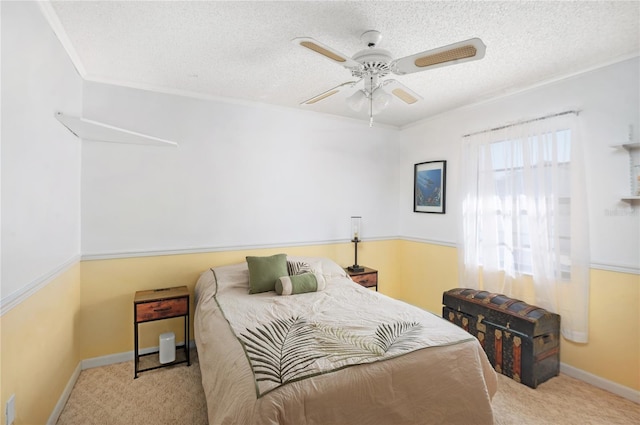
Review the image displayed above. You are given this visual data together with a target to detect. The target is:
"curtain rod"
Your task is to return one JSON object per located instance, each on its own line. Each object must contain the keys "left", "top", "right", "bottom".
{"left": 462, "top": 110, "right": 580, "bottom": 138}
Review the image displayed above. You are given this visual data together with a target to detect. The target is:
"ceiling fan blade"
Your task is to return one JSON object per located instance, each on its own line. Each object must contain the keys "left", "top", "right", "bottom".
{"left": 392, "top": 38, "right": 486, "bottom": 75}
{"left": 384, "top": 80, "right": 423, "bottom": 105}
{"left": 292, "top": 37, "right": 361, "bottom": 69}
{"left": 300, "top": 81, "right": 358, "bottom": 105}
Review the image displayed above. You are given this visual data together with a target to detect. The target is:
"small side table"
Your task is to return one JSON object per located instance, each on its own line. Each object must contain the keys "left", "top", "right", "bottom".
{"left": 134, "top": 286, "right": 190, "bottom": 378}
{"left": 346, "top": 267, "right": 378, "bottom": 291}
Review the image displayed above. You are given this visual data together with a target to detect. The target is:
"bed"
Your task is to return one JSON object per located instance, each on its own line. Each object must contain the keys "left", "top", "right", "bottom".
{"left": 194, "top": 256, "right": 497, "bottom": 425}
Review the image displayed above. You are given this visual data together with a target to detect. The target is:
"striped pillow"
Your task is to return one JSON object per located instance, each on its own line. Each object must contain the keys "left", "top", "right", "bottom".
{"left": 287, "top": 260, "right": 312, "bottom": 276}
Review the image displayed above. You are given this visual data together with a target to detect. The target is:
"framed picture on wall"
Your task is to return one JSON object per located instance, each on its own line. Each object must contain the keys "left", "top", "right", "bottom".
{"left": 414, "top": 160, "right": 446, "bottom": 214}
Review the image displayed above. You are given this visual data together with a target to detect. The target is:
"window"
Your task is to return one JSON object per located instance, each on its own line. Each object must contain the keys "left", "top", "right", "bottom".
{"left": 480, "top": 130, "right": 571, "bottom": 277}
{"left": 458, "top": 113, "right": 589, "bottom": 342}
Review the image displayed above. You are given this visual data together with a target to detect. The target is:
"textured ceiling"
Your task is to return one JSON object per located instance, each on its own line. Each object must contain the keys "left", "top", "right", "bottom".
{"left": 46, "top": 1, "right": 640, "bottom": 128}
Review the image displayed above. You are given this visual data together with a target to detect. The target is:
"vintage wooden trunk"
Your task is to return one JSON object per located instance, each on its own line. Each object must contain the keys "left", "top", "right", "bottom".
{"left": 443, "top": 288, "right": 560, "bottom": 388}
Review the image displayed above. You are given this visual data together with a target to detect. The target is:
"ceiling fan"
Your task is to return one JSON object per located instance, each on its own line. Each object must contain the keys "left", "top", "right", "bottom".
{"left": 293, "top": 30, "right": 486, "bottom": 126}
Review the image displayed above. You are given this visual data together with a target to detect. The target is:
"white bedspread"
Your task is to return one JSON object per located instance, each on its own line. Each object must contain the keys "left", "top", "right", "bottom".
{"left": 195, "top": 257, "right": 497, "bottom": 425}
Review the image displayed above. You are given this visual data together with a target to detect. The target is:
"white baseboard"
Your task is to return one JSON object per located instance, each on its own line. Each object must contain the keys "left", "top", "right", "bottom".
{"left": 47, "top": 362, "right": 82, "bottom": 425}
{"left": 560, "top": 362, "right": 640, "bottom": 403}
{"left": 81, "top": 340, "right": 197, "bottom": 370}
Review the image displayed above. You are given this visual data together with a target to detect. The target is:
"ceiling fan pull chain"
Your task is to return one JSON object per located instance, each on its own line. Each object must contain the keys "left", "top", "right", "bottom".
{"left": 369, "top": 98, "right": 374, "bottom": 127}
{"left": 369, "top": 76, "right": 374, "bottom": 127}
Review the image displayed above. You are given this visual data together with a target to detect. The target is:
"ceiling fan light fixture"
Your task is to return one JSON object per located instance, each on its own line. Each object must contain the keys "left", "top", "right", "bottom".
{"left": 371, "top": 88, "right": 391, "bottom": 115}
{"left": 346, "top": 89, "right": 367, "bottom": 111}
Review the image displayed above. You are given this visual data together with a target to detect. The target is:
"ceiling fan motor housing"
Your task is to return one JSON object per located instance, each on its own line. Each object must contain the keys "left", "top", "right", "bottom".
{"left": 351, "top": 48, "right": 393, "bottom": 78}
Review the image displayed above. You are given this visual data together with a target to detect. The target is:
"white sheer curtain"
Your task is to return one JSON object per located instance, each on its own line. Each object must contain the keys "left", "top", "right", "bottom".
{"left": 458, "top": 113, "right": 590, "bottom": 343}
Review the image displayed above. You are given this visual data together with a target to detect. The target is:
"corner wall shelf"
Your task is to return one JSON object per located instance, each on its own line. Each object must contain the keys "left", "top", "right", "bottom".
{"left": 620, "top": 196, "right": 640, "bottom": 202}
{"left": 620, "top": 142, "right": 640, "bottom": 150}
{"left": 55, "top": 112, "right": 178, "bottom": 147}
{"left": 612, "top": 141, "right": 640, "bottom": 201}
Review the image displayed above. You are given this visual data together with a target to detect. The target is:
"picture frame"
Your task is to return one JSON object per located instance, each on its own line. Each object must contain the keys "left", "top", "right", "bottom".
{"left": 414, "top": 160, "right": 446, "bottom": 214}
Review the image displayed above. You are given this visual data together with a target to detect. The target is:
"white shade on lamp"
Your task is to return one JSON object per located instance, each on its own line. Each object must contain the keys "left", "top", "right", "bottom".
{"left": 351, "top": 216, "right": 362, "bottom": 240}
{"left": 348, "top": 216, "right": 364, "bottom": 272}
{"left": 371, "top": 89, "right": 391, "bottom": 115}
{"left": 346, "top": 90, "right": 367, "bottom": 111}
{"left": 346, "top": 87, "right": 392, "bottom": 119}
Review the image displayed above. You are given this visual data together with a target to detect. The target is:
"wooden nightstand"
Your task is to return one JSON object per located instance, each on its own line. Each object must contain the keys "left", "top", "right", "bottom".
{"left": 346, "top": 267, "right": 378, "bottom": 291}
{"left": 133, "top": 286, "right": 190, "bottom": 378}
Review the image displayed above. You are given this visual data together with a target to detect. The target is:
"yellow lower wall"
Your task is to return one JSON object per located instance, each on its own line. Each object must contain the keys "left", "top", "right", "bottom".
{"left": 81, "top": 239, "right": 639, "bottom": 392}
{"left": 1, "top": 263, "right": 81, "bottom": 425}
{"left": 395, "top": 240, "right": 460, "bottom": 313}
{"left": 2, "top": 239, "right": 637, "bottom": 425}
{"left": 79, "top": 240, "right": 401, "bottom": 359}
{"left": 395, "top": 240, "right": 640, "bottom": 392}
{"left": 561, "top": 268, "right": 640, "bottom": 390}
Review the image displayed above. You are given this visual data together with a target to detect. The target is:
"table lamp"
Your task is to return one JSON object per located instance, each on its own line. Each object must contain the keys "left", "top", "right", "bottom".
{"left": 347, "top": 216, "right": 364, "bottom": 272}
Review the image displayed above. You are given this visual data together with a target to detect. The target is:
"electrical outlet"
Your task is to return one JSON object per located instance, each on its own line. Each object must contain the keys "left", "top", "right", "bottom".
{"left": 5, "top": 394, "right": 15, "bottom": 425}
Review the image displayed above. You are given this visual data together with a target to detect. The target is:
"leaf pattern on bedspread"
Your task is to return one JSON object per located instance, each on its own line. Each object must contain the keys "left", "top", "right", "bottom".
{"left": 239, "top": 317, "right": 424, "bottom": 395}
{"left": 374, "top": 321, "right": 422, "bottom": 354}
{"left": 240, "top": 316, "right": 324, "bottom": 385}
{"left": 312, "top": 322, "right": 385, "bottom": 361}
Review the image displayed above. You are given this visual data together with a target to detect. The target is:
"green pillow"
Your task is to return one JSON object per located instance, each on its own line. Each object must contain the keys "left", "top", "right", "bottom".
{"left": 246, "top": 254, "right": 288, "bottom": 294}
{"left": 275, "top": 273, "right": 326, "bottom": 296}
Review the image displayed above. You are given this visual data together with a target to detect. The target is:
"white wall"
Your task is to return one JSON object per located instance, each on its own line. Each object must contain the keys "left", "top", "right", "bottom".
{"left": 6, "top": 0, "right": 634, "bottom": 275}
{"left": 398, "top": 57, "right": 640, "bottom": 272}
{"left": 80, "top": 82, "right": 400, "bottom": 256}
{"left": 0, "top": 1, "right": 82, "bottom": 301}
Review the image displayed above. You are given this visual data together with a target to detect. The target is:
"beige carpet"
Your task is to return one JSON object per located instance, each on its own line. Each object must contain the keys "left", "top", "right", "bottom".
{"left": 57, "top": 350, "right": 639, "bottom": 425}
{"left": 57, "top": 352, "right": 208, "bottom": 425}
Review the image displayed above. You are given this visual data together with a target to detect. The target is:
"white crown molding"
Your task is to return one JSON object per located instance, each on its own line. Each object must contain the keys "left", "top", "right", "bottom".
{"left": 0, "top": 255, "right": 80, "bottom": 316}
{"left": 38, "top": 1, "right": 87, "bottom": 77}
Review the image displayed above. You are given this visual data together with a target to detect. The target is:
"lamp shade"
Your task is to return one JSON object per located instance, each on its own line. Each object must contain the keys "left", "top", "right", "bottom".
{"left": 371, "top": 89, "right": 391, "bottom": 115}
{"left": 348, "top": 216, "right": 364, "bottom": 272}
{"left": 346, "top": 90, "right": 366, "bottom": 111}
{"left": 351, "top": 216, "right": 362, "bottom": 240}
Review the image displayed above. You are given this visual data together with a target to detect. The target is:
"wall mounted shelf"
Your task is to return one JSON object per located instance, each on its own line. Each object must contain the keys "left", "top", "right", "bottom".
{"left": 622, "top": 142, "right": 640, "bottom": 149}
{"left": 620, "top": 196, "right": 640, "bottom": 202}
{"left": 55, "top": 112, "right": 178, "bottom": 147}
{"left": 612, "top": 141, "right": 640, "bottom": 201}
